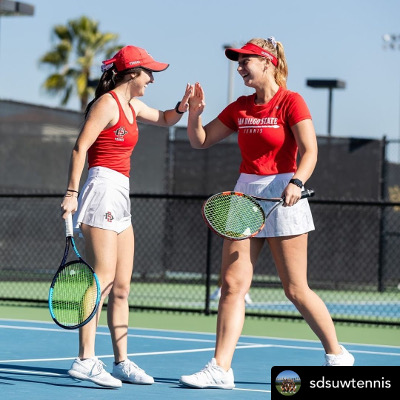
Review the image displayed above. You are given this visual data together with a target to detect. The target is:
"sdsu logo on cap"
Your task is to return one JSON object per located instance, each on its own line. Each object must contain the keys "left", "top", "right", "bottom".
{"left": 101, "top": 45, "right": 169, "bottom": 72}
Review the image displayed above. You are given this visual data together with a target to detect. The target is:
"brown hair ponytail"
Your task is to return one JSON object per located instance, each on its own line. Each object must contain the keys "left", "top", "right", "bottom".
{"left": 84, "top": 67, "right": 143, "bottom": 119}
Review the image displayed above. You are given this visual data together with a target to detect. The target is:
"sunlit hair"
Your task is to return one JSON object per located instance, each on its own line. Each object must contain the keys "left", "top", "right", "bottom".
{"left": 247, "top": 38, "right": 288, "bottom": 89}
{"left": 84, "top": 66, "right": 143, "bottom": 119}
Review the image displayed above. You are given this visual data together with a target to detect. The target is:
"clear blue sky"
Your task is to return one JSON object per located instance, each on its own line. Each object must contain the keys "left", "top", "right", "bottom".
{"left": 1, "top": 0, "right": 399, "bottom": 149}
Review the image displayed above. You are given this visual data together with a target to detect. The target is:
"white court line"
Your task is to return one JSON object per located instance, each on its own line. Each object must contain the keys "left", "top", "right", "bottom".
{"left": 0, "top": 324, "right": 263, "bottom": 346}
{"left": 1, "top": 318, "right": 399, "bottom": 350}
{"left": 234, "top": 387, "right": 270, "bottom": 393}
{"left": 1, "top": 341, "right": 400, "bottom": 365}
{"left": 0, "top": 325, "right": 75, "bottom": 334}
{"left": 1, "top": 323, "right": 399, "bottom": 356}
{"left": 133, "top": 326, "right": 400, "bottom": 350}
{"left": 0, "top": 344, "right": 273, "bottom": 363}
{"left": 264, "top": 344, "right": 400, "bottom": 357}
{"left": 1, "top": 322, "right": 399, "bottom": 360}
{"left": 0, "top": 368, "right": 68, "bottom": 377}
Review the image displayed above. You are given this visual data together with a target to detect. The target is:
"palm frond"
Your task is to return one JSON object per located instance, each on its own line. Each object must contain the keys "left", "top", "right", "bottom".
{"left": 53, "top": 25, "right": 73, "bottom": 43}
{"left": 40, "top": 15, "right": 124, "bottom": 109}
{"left": 42, "top": 74, "right": 67, "bottom": 93}
{"left": 61, "top": 85, "right": 73, "bottom": 106}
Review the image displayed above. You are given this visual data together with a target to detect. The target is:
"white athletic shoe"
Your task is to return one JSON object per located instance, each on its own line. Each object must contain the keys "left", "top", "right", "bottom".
{"left": 209, "top": 287, "right": 221, "bottom": 300}
{"left": 323, "top": 345, "right": 355, "bottom": 366}
{"left": 68, "top": 357, "right": 122, "bottom": 388}
{"left": 179, "top": 358, "right": 235, "bottom": 389}
{"left": 112, "top": 358, "right": 154, "bottom": 384}
{"left": 244, "top": 292, "right": 253, "bottom": 304}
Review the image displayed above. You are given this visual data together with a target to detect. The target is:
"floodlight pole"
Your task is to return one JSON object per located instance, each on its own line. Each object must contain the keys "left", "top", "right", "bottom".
{"left": 0, "top": 1, "right": 34, "bottom": 54}
{"left": 383, "top": 33, "right": 400, "bottom": 162}
{"left": 0, "top": 1, "right": 34, "bottom": 16}
{"left": 223, "top": 43, "right": 235, "bottom": 105}
{"left": 327, "top": 87, "right": 333, "bottom": 135}
{"left": 306, "top": 79, "right": 346, "bottom": 136}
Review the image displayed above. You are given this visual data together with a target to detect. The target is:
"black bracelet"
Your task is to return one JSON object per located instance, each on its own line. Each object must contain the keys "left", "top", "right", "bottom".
{"left": 289, "top": 178, "right": 303, "bottom": 188}
{"left": 175, "top": 101, "right": 184, "bottom": 114}
{"left": 67, "top": 189, "right": 79, "bottom": 193}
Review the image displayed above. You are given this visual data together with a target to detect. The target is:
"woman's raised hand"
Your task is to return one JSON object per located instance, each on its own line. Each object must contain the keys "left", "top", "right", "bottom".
{"left": 188, "top": 82, "right": 205, "bottom": 116}
{"left": 177, "top": 83, "right": 194, "bottom": 113}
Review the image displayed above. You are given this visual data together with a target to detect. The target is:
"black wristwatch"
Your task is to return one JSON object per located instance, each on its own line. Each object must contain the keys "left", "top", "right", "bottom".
{"left": 175, "top": 101, "right": 184, "bottom": 114}
{"left": 289, "top": 178, "right": 303, "bottom": 188}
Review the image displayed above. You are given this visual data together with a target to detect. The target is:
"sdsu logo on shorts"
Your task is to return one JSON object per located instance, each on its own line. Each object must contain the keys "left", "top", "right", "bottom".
{"left": 114, "top": 127, "right": 128, "bottom": 142}
{"left": 104, "top": 211, "right": 114, "bottom": 222}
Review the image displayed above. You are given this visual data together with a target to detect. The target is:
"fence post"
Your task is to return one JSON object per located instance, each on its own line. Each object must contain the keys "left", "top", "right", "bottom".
{"left": 204, "top": 228, "right": 212, "bottom": 315}
{"left": 378, "top": 136, "right": 387, "bottom": 292}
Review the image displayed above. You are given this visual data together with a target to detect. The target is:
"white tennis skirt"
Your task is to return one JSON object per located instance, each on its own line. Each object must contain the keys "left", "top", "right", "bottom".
{"left": 73, "top": 166, "right": 132, "bottom": 234}
{"left": 234, "top": 173, "right": 315, "bottom": 237}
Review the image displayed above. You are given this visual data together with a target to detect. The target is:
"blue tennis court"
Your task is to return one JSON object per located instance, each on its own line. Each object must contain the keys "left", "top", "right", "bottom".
{"left": 1, "top": 319, "right": 399, "bottom": 399}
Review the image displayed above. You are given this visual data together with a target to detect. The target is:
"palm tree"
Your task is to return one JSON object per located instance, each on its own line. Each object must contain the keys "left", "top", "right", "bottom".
{"left": 40, "top": 16, "right": 123, "bottom": 111}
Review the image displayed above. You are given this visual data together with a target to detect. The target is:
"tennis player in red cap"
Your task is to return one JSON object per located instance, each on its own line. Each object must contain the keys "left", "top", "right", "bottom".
{"left": 180, "top": 37, "right": 354, "bottom": 390}
{"left": 61, "top": 45, "right": 192, "bottom": 388}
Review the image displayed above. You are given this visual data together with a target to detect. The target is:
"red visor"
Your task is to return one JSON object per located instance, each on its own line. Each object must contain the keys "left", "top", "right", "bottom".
{"left": 225, "top": 43, "right": 278, "bottom": 66}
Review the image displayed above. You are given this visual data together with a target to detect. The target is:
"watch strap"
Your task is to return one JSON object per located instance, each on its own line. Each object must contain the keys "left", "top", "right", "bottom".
{"left": 289, "top": 178, "right": 303, "bottom": 188}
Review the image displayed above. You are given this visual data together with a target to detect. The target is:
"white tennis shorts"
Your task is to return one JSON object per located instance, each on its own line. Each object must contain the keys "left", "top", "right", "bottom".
{"left": 234, "top": 173, "right": 315, "bottom": 237}
{"left": 73, "top": 166, "right": 132, "bottom": 234}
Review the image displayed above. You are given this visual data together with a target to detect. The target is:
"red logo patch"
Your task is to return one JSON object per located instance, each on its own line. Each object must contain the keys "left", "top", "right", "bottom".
{"left": 104, "top": 211, "right": 114, "bottom": 222}
{"left": 114, "top": 127, "right": 128, "bottom": 141}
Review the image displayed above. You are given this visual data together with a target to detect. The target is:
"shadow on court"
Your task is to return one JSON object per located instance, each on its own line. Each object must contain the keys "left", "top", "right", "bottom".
{"left": 0, "top": 320, "right": 399, "bottom": 399}
{"left": 0, "top": 364, "right": 114, "bottom": 390}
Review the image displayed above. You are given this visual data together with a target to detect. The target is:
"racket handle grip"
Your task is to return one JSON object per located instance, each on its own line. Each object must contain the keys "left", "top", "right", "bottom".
{"left": 65, "top": 213, "right": 74, "bottom": 237}
{"left": 300, "top": 188, "right": 315, "bottom": 199}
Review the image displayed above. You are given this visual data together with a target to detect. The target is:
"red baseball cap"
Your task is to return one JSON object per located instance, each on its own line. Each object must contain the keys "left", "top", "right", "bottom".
{"left": 102, "top": 45, "right": 169, "bottom": 72}
{"left": 225, "top": 43, "right": 278, "bottom": 66}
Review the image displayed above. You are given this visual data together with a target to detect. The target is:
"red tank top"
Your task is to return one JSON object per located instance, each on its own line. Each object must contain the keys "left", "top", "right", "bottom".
{"left": 87, "top": 91, "right": 139, "bottom": 177}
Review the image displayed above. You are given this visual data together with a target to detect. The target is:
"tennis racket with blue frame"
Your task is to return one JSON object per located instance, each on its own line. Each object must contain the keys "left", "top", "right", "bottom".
{"left": 202, "top": 188, "right": 315, "bottom": 240}
{"left": 48, "top": 214, "right": 100, "bottom": 329}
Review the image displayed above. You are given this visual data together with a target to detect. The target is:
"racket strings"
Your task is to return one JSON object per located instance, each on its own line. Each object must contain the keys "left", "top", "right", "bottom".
{"left": 51, "top": 262, "right": 98, "bottom": 327}
{"left": 203, "top": 194, "right": 265, "bottom": 239}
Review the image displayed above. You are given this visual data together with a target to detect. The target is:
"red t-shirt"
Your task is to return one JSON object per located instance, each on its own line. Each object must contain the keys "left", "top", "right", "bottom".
{"left": 218, "top": 87, "right": 311, "bottom": 175}
{"left": 87, "top": 91, "right": 139, "bottom": 177}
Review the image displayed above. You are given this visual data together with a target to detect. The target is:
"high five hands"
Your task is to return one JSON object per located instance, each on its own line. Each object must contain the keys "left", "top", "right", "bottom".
{"left": 188, "top": 82, "right": 206, "bottom": 116}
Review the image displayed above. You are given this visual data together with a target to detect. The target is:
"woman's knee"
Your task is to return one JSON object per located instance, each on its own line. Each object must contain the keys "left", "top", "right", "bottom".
{"left": 109, "top": 284, "right": 130, "bottom": 301}
{"left": 283, "top": 284, "right": 310, "bottom": 305}
{"left": 221, "top": 275, "right": 250, "bottom": 297}
{"left": 100, "top": 280, "right": 114, "bottom": 299}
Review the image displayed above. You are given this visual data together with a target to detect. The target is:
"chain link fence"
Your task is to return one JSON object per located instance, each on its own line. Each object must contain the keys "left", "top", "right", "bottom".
{"left": 0, "top": 194, "right": 399, "bottom": 325}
